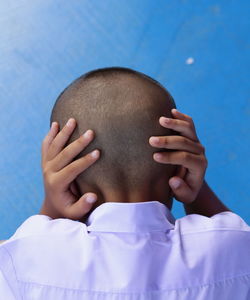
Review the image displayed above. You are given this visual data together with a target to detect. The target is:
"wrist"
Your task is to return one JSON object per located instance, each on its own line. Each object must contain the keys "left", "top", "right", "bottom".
{"left": 183, "top": 180, "right": 231, "bottom": 217}
{"left": 39, "top": 199, "right": 62, "bottom": 219}
{"left": 191, "top": 180, "right": 207, "bottom": 204}
{"left": 183, "top": 180, "right": 207, "bottom": 214}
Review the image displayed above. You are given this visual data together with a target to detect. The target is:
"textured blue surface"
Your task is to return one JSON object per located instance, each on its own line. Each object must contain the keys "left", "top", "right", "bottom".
{"left": 0, "top": 0, "right": 249, "bottom": 239}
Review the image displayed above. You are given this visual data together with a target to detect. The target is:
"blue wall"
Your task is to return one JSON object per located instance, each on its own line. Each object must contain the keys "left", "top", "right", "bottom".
{"left": 1, "top": 0, "right": 249, "bottom": 239}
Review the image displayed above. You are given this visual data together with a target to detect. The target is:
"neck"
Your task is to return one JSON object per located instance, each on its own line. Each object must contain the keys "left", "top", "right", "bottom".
{"left": 78, "top": 176, "right": 173, "bottom": 223}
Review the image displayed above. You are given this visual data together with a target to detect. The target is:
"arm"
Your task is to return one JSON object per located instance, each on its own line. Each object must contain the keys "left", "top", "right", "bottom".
{"left": 183, "top": 180, "right": 232, "bottom": 217}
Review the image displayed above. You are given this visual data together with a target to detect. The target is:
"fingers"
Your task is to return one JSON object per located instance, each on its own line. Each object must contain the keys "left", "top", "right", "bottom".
{"left": 149, "top": 135, "right": 204, "bottom": 155}
{"left": 63, "top": 193, "right": 97, "bottom": 220}
{"left": 56, "top": 149, "right": 100, "bottom": 187}
{"left": 41, "top": 122, "right": 59, "bottom": 167}
{"left": 171, "top": 108, "right": 194, "bottom": 124}
{"left": 158, "top": 110, "right": 199, "bottom": 142}
{"left": 169, "top": 176, "right": 194, "bottom": 204}
{"left": 46, "top": 118, "right": 77, "bottom": 161}
{"left": 51, "top": 129, "right": 95, "bottom": 172}
{"left": 153, "top": 151, "right": 207, "bottom": 175}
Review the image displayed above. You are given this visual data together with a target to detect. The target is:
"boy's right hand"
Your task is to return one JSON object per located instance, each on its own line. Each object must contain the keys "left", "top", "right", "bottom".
{"left": 40, "top": 118, "right": 101, "bottom": 220}
{"left": 149, "top": 109, "right": 208, "bottom": 204}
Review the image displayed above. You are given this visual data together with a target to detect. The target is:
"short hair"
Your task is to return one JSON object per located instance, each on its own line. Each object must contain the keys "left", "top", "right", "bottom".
{"left": 50, "top": 67, "right": 178, "bottom": 196}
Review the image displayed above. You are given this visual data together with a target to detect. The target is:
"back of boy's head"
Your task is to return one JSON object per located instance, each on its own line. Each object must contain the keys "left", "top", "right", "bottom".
{"left": 50, "top": 67, "right": 178, "bottom": 200}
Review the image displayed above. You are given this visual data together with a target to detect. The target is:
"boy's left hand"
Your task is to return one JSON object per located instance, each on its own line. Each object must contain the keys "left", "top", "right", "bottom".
{"left": 149, "top": 109, "right": 207, "bottom": 204}
{"left": 40, "top": 118, "right": 101, "bottom": 220}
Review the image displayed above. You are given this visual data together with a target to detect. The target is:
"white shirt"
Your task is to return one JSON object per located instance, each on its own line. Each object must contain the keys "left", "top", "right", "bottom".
{"left": 0, "top": 201, "right": 250, "bottom": 300}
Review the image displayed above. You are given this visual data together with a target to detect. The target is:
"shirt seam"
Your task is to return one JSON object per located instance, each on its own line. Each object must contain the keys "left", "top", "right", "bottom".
{"left": 0, "top": 266, "right": 16, "bottom": 298}
{"left": 180, "top": 228, "right": 250, "bottom": 235}
{"left": 6, "top": 228, "right": 249, "bottom": 240}
{"left": 1, "top": 245, "right": 23, "bottom": 300}
{"left": 15, "top": 272, "right": 250, "bottom": 294}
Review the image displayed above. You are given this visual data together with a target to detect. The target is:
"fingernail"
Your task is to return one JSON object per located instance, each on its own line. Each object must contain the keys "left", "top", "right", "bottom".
{"left": 154, "top": 153, "right": 162, "bottom": 160}
{"left": 51, "top": 122, "right": 57, "bottom": 129}
{"left": 86, "top": 195, "right": 97, "bottom": 204}
{"left": 66, "top": 118, "right": 75, "bottom": 127}
{"left": 91, "top": 150, "right": 99, "bottom": 158}
{"left": 164, "top": 117, "right": 170, "bottom": 123}
{"left": 171, "top": 179, "right": 181, "bottom": 189}
{"left": 150, "top": 137, "right": 160, "bottom": 144}
{"left": 83, "top": 130, "right": 92, "bottom": 138}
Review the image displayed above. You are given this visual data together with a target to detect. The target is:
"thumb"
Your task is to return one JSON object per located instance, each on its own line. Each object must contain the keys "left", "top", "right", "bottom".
{"left": 65, "top": 193, "right": 97, "bottom": 220}
{"left": 169, "top": 176, "right": 193, "bottom": 204}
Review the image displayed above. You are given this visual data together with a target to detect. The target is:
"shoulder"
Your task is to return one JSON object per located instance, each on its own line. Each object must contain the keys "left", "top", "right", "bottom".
{"left": 174, "top": 212, "right": 250, "bottom": 268}
{"left": 1, "top": 215, "right": 87, "bottom": 244}
{"left": 175, "top": 211, "right": 250, "bottom": 235}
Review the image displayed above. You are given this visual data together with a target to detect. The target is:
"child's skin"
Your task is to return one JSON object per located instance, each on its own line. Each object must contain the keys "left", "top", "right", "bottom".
{"left": 39, "top": 108, "right": 213, "bottom": 220}
{"left": 0, "top": 109, "right": 231, "bottom": 244}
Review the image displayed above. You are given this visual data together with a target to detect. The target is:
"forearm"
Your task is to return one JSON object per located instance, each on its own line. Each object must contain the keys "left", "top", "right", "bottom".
{"left": 183, "top": 180, "right": 232, "bottom": 217}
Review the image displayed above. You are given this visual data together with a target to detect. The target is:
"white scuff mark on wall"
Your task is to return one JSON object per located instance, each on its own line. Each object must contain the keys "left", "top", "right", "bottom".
{"left": 186, "top": 57, "right": 194, "bottom": 65}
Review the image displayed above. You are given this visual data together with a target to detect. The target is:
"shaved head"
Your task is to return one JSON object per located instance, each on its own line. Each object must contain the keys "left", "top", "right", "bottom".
{"left": 50, "top": 67, "right": 179, "bottom": 204}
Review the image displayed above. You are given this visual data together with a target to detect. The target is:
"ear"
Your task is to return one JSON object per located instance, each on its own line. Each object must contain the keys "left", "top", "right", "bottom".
{"left": 69, "top": 180, "right": 81, "bottom": 198}
{"left": 175, "top": 165, "right": 187, "bottom": 179}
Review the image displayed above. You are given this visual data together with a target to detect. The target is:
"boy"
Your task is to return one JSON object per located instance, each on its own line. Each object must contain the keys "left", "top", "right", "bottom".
{"left": 0, "top": 67, "right": 249, "bottom": 299}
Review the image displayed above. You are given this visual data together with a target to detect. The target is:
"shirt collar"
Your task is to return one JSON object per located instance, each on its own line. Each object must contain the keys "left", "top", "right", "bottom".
{"left": 86, "top": 201, "right": 176, "bottom": 233}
